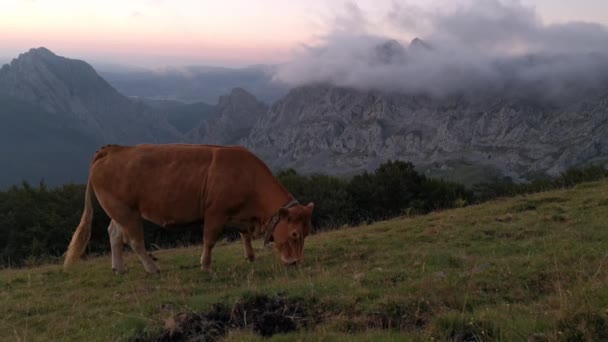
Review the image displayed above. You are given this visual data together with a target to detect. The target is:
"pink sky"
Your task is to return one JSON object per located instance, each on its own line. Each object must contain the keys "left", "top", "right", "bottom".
{"left": 1, "top": 0, "right": 608, "bottom": 68}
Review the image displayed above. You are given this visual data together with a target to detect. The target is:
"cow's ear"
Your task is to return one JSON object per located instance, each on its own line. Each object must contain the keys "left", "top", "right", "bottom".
{"left": 279, "top": 207, "right": 290, "bottom": 219}
{"left": 305, "top": 202, "right": 315, "bottom": 213}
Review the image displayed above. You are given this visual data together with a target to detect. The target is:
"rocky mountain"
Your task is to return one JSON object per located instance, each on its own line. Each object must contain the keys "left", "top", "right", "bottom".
{"left": 2, "top": 47, "right": 607, "bottom": 187}
{"left": 0, "top": 48, "right": 179, "bottom": 144}
{"left": 0, "top": 48, "right": 181, "bottom": 187}
{"left": 245, "top": 84, "right": 608, "bottom": 182}
{"left": 188, "top": 88, "right": 268, "bottom": 145}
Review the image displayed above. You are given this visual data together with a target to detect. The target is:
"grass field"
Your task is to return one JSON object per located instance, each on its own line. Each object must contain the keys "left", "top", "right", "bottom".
{"left": 2, "top": 180, "right": 608, "bottom": 341}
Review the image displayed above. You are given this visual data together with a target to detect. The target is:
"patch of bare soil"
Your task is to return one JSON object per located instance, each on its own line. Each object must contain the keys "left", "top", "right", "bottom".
{"left": 135, "top": 294, "right": 320, "bottom": 341}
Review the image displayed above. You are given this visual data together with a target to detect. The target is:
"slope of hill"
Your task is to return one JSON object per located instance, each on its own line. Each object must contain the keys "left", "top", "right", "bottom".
{"left": 2, "top": 180, "right": 608, "bottom": 340}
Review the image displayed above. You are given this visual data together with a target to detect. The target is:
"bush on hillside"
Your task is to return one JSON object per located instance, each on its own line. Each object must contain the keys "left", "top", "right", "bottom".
{"left": 473, "top": 165, "right": 608, "bottom": 201}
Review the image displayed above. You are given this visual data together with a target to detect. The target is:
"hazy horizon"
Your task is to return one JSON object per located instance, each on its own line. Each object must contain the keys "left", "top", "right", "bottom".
{"left": 2, "top": 0, "right": 608, "bottom": 69}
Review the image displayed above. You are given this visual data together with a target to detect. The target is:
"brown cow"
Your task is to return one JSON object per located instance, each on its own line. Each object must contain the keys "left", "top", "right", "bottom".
{"left": 64, "top": 144, "right": 314, "bottom": 274}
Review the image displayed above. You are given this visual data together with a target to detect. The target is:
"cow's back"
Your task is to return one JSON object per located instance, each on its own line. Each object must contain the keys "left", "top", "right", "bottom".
{"left": 89, "top": 144, "right": 262, "bottom": 227}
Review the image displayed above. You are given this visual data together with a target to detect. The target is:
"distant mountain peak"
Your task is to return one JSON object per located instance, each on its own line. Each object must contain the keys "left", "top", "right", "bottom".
{"left": 409, "top": 38, "right": 432, "bottom": 51}
{"left": 229, "top": 87, "right": 253, "bottom": 97}
{"left": 13, "top": 47, "right": 60, "bottom": 64}
{"left": 0, "top": 47, "right": 115, "bottom": 115}
{"left": 218, "top": 87, "right": 261, "bottom": 107}
{"left": 373, "top": 39, "right": 406, "bottom": 64}
{"left": 27, "top": 47, "right": 56, "bottom": 57}
{"left": 0, "top": 47, "right": 180, "bottom": 140}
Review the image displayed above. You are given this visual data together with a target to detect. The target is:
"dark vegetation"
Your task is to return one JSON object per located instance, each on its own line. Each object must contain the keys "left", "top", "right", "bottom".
{"left": 473, "top": 165, "right": 608, "bottom": 200}
{"left": 277, "top": 161, "right": 473, "bottom": 227}
{"left": 1, "top": 160, "right": 606, "bottom": 267}
{"left": 135, "top": 293, "right": 320, "bottom": 341}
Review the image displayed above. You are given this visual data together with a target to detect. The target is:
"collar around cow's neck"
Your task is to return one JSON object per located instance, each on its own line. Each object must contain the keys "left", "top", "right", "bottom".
{"left": 263, "top": 199, "right": 300, "bottom": 246}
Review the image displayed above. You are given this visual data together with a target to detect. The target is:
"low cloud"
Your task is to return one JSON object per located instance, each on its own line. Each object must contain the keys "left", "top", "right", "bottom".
{"left": 274, "top": 0, "right": 608, "bottom": 101}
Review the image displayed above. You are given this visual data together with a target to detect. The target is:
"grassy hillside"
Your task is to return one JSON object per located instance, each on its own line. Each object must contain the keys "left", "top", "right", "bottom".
{"left": 2, "top": 180, "right": 608, "bottom": 341}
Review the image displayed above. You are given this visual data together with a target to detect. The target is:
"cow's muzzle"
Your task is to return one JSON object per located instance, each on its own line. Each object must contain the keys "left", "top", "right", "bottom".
{"left": 281, "top": 257, "right": 301, "bottom": 266}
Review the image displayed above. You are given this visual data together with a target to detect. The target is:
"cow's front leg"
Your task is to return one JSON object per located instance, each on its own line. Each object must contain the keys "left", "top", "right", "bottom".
{"left": 200, "top": 241, "right": 214, "bottom": 272}
{"left": 241, "top": 232, "right": 255, "bottom": 262}
{"left": 201, "top": 216, "right": 224, "bottom": 272}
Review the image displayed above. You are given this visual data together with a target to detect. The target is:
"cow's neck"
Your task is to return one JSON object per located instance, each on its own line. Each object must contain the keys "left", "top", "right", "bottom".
{"left": 261, "top": 182, "right": 295, "bottom": 218}
{"left": 268, "top": 191, "right": 295, "bottom": 215}
{"left": 251, "top": 180, "right": 294, "bottom": 239}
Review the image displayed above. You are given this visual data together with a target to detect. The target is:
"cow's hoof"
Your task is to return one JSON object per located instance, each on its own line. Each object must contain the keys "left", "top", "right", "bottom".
{"left": 201, "top": 265, "right": 216, "bottom": 276}
{"left": 145, "top": 265, "right": 161, "bottom": 275}
{"left": 245, "top": 254, "right": 256, "bottom": 262}
{"left": 112, "top": 267, "right": 127, "bottom": 275}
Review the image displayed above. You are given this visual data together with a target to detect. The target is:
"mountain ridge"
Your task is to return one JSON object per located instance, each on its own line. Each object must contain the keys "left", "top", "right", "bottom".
{"left": 1, "top": 47, "right": 608, "bottom": 187}
{"left": 243, "top": 84, "right": 608, "bottom": 181}
{"left": 0, "top": 47, "right": 180, "bottom": 144}
{"left": 0, "top": 47, "right": 181, "bottom": 187}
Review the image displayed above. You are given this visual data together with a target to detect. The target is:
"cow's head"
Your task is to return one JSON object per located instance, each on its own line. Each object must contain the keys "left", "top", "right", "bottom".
{"left": 272, "top": 202, "right": 314, "bottom": 265}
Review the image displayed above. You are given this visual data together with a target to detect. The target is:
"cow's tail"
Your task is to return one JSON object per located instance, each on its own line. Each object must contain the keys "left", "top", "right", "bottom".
{"left": 64, "top": 178, "right": 95, "bottom": 268}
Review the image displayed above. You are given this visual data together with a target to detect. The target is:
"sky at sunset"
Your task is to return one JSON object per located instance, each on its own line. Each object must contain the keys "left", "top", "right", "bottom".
{"left": 1, "top": 0, "right": 608, "bottom": 68}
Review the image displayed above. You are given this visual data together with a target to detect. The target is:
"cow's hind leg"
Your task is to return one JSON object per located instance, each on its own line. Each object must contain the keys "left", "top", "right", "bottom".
{"left": 118, "top": 214, "right": 160, "bottom": 274}
{"left": 108, "top": 220, "right": 126, "bottom": 274}
{"left": 200, "top": 215, "right": 226, "bottom": 272}
{"left": 241, "top": 232, "right": 255, "bottom": 262}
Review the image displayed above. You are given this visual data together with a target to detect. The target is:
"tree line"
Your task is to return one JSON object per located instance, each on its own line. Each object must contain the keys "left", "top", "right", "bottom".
{"left": 1, "top": 161, "right": 606, "bottom": 267}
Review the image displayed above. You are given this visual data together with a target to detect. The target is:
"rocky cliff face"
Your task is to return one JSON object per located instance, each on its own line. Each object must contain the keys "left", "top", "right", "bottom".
{"left": 189, "top": 88, "right": 268, "bottom": 145}
{"left": 245, "top": 85, "right": 608, "bottom": 180}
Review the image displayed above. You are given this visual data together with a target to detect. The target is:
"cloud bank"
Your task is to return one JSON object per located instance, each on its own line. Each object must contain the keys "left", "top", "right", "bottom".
{"left": 274, "top": 0, "right": 608, "bottom": 101}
